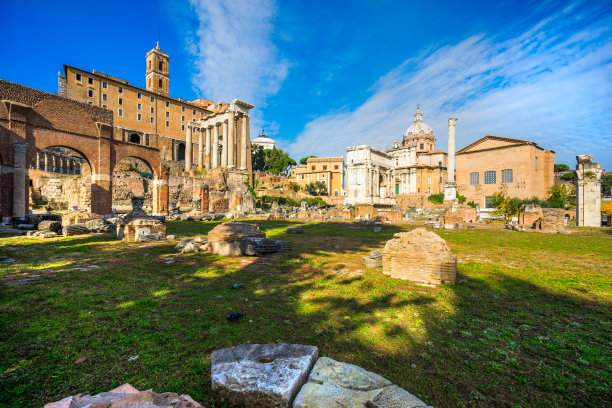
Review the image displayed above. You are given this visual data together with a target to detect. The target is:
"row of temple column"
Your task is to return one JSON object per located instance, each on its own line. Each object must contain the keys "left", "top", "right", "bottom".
{"left": 183, "top": 112, "right": 249, "bottom": 172}
{"left": 399, "top": 170, "right": 418, "bottom": 194}
{"left": 30, "top": 150, "right": 85, "bottom": 175}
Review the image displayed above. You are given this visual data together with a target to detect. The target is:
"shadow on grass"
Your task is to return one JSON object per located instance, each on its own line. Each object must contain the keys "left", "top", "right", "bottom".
{"left": 0, "top": 220, "right": 610, "bottom": 407}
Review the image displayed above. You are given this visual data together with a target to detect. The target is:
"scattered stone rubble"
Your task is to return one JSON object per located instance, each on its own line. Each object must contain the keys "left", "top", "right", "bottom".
{"left": 175, "top": 236, "right": 209, "bottom": 253}
{"left": 43, "top": 383, "right": 202, "bottom": 408}
{"left": 382, "top": 228, "right": 456, "bottom": 286}
{"left": 117, "top": 218, "right": 167, "bottom": 242}
{"left": 212, "top": 344, "right": 431, "bottom": 408}
{"left": 363, "top": 250, "right": 383, "bottom": 268}
{"left": 206, "top": 222, "right": 291, "bottom": 257}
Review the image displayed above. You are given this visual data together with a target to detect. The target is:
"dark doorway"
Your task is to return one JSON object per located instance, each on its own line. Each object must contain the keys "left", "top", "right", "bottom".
{"left": 129, "top": 134, "right": 141, "bottom": 144}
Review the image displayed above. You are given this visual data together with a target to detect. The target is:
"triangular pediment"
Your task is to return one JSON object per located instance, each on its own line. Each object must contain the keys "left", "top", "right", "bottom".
{"left": 457, "top": 135, "right": 534, "bottom": 154}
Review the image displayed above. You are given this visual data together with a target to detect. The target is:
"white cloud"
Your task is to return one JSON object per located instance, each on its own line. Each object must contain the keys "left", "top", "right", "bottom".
{"left": 186, "top": 0, "right": 289, "bottom": 109}
{"left": 288, "top": 2, "right": 612, "bottom": 170}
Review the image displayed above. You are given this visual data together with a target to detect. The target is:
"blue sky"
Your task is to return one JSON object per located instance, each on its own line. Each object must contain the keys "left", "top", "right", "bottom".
{"left": 2, "top": 0, "right": 611, "bottom": 170}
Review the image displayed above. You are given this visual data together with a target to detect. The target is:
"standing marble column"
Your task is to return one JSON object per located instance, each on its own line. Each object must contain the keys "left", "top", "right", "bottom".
{"left": 443, "top": 118, "right": 458, "bottom": 201}
{"left": 212, "top": 124, "right": 219, "bottom": 168}
{"left": 240, "top": 115, "right": 248, "bottom": 170}
{"left": 13, "top": 143, "right": 27, "bottom": 218}
{"left": 62, "top": 157, "right": 68, "bottom": 174}
{"left": 221, "top": 119, "right": 228, "bottom": 167}
{"left": 35, "top": 152, "right": 41, "bottom": 170}
{"left": 69, "top": 158, "right": 74, "bottom": 175}
{"left": 228, "top": 111, "right": 235, "bottom": 168}
{"left": 185, "top": 124, "right": 192, "bottom": 172}
{"left": 205, "top": 127, "right": 212, "bottom": 169}
{"left": 197, "top": 127, "right": 204, "bottom": 170}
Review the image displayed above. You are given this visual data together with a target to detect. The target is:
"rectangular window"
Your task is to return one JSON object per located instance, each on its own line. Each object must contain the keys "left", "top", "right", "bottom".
{"left": 150, "top": 96, "right": 155, "bottom": 103}
{"left": 323, "top": 165, "right": 327, "bottom": 170}
{"left": 428, "top": 176, "right": 431, "bottom": 185}
{"left": 75, "top": 73, "right": 82, "bottom": 81}
{"left": 118, "top": 108, "right": 123, "bottom": 116}
{"left": 535, "top": 157, "right": 538, "bottom": 170}
{"left": 102, "top": 93, "right": 107, "bottom": 101}
{"left": 137, "top": 103, "right": 141, "bottom": 110}
{"left": 469, "top": 172, "right": 479, "bottom": 185}
{"left": 181, "top": 115, "right": 185, "bottom": 122}
{"left": 118, "top": 98, "right": 123, "bottom": 105}
{"left": 166, "top": 101, "right": 170, "bottom": 108}
{"left": 102, "top": 81, "right": 107, "bottom": 89}
{"left": 181, "top": 106, "right": 185, "bottom": 112}
{"left": 334, "top": 165, "right": 338, "bottom": 170}
{"left": 118, "top": 86, "right": 123, "bottom": 93}
{"left": 150, "top": 107, "right": 154, "bottom": 114}
{"left": 150, "top": 117, "right": 154, "bottom": 124}
{"left": 311, "top": 166, "right": 316, "bottom": 171}
{"left": 165, "top": 111, "right": 169, "bottom": 118}
{"left": 137, "top": 113, "right": 142, "bottom": 121}
{"left": 502, "top": 169, "right": 513, "bottom": 183}
{"left": 137, "top": 92, "right": 142, "bottom": 99}
{"left": 181, "top": 125, "right": 185, "bottom": 131}
{"left": 201, "top": 112, "right": 204, "bottom": 117}
{"left": 88, "top": 77, "right": 93, "bottom": 85}
{"left": 484, "top": 170, "right": 496, "bottom": 184}
{"left": 485, "top": 196, "right": 495, "bottom": 208}
{"left": 88, "top": 89, "right": 93, "bottom": 97}
{"left": 166, "top": 120, "right": 170, "bottom": 128}
{"left": 192, "top": 109, "right": 196, "bottom": 115}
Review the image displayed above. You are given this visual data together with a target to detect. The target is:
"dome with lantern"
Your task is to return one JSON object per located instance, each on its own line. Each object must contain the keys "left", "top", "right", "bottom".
{"left": 402, "top": 106, "right": 436, "bottom": 152}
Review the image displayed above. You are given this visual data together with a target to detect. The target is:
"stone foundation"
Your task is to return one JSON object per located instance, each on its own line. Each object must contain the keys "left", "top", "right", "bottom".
{"left": 382, "top": 227, "right": 456, "bottom": 285}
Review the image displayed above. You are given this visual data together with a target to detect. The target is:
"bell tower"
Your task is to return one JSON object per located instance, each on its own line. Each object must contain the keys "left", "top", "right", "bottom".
{"left": 146, "top": 41, "right": 170, "bottom": 95}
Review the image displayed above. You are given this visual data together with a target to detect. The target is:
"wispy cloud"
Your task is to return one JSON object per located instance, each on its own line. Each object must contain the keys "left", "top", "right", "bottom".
{"left": 186, "top": 0, "right": 289, "bottom": 111}
{"left": 289, "top": 1, "right": 612, "bottom": 169}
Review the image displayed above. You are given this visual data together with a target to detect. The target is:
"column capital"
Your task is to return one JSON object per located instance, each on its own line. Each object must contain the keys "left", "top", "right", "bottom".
{"left": 13, "top": 142, "right": 27, "bottom": 153}
{"left": 448, "top": 118, "right": 458, "bottom": 126}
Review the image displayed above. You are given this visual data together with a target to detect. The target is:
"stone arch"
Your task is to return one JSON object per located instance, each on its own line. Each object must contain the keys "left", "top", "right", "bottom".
{"left": 113, "top": 147, "right": 161, "bottom": 179}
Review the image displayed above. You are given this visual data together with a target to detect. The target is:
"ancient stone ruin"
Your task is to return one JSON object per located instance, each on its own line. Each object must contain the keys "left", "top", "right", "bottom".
{"left": 117, "top": 218, "right": 167, "bottom": 242}
{"left": 43, "top": 383, "right": 201, "bottom": 408}
{"left": 382, "top": 228, "right": 456, "bottom": 285}
{"left": 576, "top": 154, "right": 603, "bottom": 227}
{"left": 211, "top": 343, "right": 430, "bottom": 408}
{"left": 207, "top": 222, "right": 290, "bottom": 257}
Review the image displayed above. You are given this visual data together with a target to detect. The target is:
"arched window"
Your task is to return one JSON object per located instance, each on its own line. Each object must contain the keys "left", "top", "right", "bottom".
{"left": 148, "top": 60, "right": 151, "bottom": 70}
{"left": 129, "top": 134, "right": 141, "bottom": 144}
{"left": 159, "top": 78, "right": 163, "bottom": 88}
{"left": 159, "top": 61, "right": 163, "bottom": 71}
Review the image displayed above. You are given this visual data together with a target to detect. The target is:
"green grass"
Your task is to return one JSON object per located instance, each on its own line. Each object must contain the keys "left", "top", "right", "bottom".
{"left": 1, "top": 221, "right": 611, "bottom": 407}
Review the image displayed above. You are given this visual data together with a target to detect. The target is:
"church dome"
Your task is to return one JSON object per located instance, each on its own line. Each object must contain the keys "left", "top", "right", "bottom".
{"left": 403, "top": 106, "right": 433, "bottom": 138}
{"left": 402, "top": 106, "right": 435, "bottom": 151}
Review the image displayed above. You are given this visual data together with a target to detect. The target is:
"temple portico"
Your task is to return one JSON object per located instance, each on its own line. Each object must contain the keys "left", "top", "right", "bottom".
{"left": 182, "top": 99, "right": 254, "bottom": 173}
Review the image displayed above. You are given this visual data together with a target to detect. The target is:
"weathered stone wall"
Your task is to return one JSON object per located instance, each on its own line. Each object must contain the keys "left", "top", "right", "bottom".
{"left": 382, "top": 228, "right": 457, "bottom": 285}
{"left": 396, "top": 194, "right": 446, "bottom": 211}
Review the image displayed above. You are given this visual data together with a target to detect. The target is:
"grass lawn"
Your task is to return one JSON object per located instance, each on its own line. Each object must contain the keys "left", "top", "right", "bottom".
{"left": 0, "top": 220, "right": 610, "bottom": 407}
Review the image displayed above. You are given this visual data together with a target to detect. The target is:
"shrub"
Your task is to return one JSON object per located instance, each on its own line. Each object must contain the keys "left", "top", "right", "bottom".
{"left": 428, "top": 194, "right": 444, "bottom": 204}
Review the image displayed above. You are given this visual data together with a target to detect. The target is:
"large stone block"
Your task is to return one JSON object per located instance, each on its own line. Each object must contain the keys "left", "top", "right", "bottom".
{"left": 208, "top": 222, "right": 265, "bottom": 256}
{"left": 294, "top": 357, "right": 427, "bottom": 408}
{"left": 382, "top": 227, "right": 456, "bottom": 285}
{"left": 211, "top": 343, "right": 318, "bottom": 408}
{"left": 118, "top": 218, "right": 166, "bottom": 241}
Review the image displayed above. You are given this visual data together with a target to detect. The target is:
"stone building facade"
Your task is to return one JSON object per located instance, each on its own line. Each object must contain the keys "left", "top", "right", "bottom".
{"left": 345, "top": 108, "right": 448, "bottom": 206}
{"left": 455, "top": 136, "right": 555, "bottom": 207}
{"left": 60, "top": 42, "right": 254, "bottom": 176}
{"left": 293, "top": 157, "right": 345, "bottom": 198}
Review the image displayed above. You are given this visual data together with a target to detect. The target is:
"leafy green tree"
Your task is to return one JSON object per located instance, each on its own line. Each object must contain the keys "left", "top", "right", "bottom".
{"left": 251, "top": 147, "right": 297, "bottom": 175}
{"left": 305, "top": 181, "right": 327, "bottom": 196}
{"left": 560, "top": 172, "right": 576, "bottom": 181}
{"left": 601, "top": 173, "right": 612, "bottom": 194}
{"left": 300, "top": 156, "right": 317, "bottom": 165}
{"left": 547, "top": 183, "right": 574, "bottom": 208}
{"left": 554, "top": 164, "right": 570, "bottom": 172}
{"left": 491, "top": 192, "right": 522, "bottom": 222}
